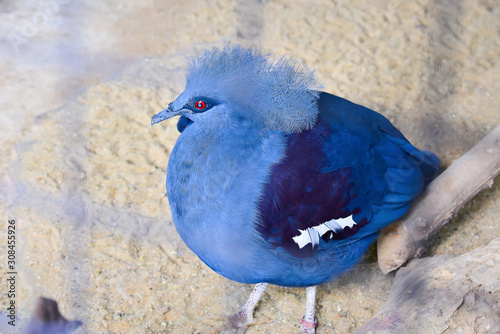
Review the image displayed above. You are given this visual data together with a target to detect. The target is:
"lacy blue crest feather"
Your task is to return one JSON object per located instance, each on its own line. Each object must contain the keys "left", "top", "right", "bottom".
{"left": 186, "top": 43, "right": 321, "bottom": 132}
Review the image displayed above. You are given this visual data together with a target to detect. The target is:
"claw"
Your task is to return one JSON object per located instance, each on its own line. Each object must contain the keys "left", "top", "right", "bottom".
{"left": 229, "top": 310, "right": 253, "bottom": 328}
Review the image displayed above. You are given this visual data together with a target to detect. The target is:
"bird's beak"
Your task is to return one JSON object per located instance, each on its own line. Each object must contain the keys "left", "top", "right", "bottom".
{"left": 151, "top": 103, "right": 181, "bottom": 125}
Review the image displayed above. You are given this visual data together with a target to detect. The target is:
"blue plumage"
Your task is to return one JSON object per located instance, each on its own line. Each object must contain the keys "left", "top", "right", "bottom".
{"left": 151, "top": 43, "right": 439, "bottom": 331}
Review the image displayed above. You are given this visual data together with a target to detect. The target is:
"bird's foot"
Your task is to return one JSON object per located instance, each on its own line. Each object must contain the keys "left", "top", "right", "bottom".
{"left": 299, "top": 316, "right": 317, "bottom": 334}
{"left": 228, "top": 310, "right": 253, "bottom": 329}
{"left": 226, "top": 283, "right": 267, "bottom": 331}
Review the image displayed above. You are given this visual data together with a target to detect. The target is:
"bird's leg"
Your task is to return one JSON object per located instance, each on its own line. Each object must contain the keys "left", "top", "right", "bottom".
{"left": 300, "top": 286, "right": 317, "bottom": 334}
{"left": 229, "top": 283, "right": 268, "bottom": 328}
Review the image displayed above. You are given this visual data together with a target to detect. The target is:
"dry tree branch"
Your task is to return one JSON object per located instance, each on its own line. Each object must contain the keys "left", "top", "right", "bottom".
{"left": 357, "top": 238, "right": 500, "bottom": 333}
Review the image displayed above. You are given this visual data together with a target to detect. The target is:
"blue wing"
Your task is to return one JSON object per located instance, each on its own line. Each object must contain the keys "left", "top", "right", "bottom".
{"left": 256, "top": 92, "right": 439, "bottom": 259}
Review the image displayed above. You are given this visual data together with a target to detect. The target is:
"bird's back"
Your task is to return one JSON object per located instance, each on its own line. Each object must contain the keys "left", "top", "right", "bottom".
{"left": 256, "top": 92, "right": 439, "bottom": 272}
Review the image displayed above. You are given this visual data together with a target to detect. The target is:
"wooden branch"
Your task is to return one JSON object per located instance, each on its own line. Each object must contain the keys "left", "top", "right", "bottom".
{"left": 377, "top": 125, "right": 500, "bottom": 274}
{"left": 356, "top": 238, "right": 500, "bottom": 333}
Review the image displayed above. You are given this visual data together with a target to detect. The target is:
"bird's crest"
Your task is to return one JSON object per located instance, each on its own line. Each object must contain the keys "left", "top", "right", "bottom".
{"left": 186, "top": 43, "right": 321, "bottom": 132}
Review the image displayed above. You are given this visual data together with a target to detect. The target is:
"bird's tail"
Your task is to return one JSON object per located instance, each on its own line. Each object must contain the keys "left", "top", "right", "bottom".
{"left": 414, "top": 150, "right": 440, "bottom": 185}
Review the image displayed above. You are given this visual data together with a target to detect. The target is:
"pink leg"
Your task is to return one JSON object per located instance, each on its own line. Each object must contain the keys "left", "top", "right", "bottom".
{"left": 300, "top": 286, "right": 317, "bottom": 333}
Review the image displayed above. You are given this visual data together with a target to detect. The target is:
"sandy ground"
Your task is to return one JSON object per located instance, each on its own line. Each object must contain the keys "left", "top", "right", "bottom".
{"left": 0, "top": 0, "right": 499, "bottom": 333}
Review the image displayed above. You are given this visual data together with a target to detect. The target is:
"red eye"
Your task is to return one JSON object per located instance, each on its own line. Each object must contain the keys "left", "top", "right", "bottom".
{"left": 195, "top": 100, "right": 206, "bottom": 110}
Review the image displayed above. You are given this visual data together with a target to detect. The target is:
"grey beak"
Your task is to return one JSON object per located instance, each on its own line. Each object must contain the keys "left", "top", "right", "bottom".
{"left": 151, "top": 103, "right": 181, "bottom": 125}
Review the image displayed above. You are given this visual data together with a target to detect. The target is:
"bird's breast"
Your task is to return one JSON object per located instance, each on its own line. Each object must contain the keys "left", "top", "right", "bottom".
{"left": 165, "top": 124, "right": 288, "bottom": 282}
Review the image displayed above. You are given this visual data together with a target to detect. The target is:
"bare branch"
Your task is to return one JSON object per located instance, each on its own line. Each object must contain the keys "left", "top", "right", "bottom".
{"left": 358, "top": 238, "right": 500, "bottom": 333}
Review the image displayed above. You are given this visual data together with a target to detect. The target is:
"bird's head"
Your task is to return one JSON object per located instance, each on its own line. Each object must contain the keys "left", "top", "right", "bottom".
{"left": 151, "top": 43, "right": 321, "bottom": 133}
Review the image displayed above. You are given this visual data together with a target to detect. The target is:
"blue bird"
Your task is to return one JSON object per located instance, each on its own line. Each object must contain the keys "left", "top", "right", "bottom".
{"left": 151, "top": 44, "right": 439, "bottom": 333}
